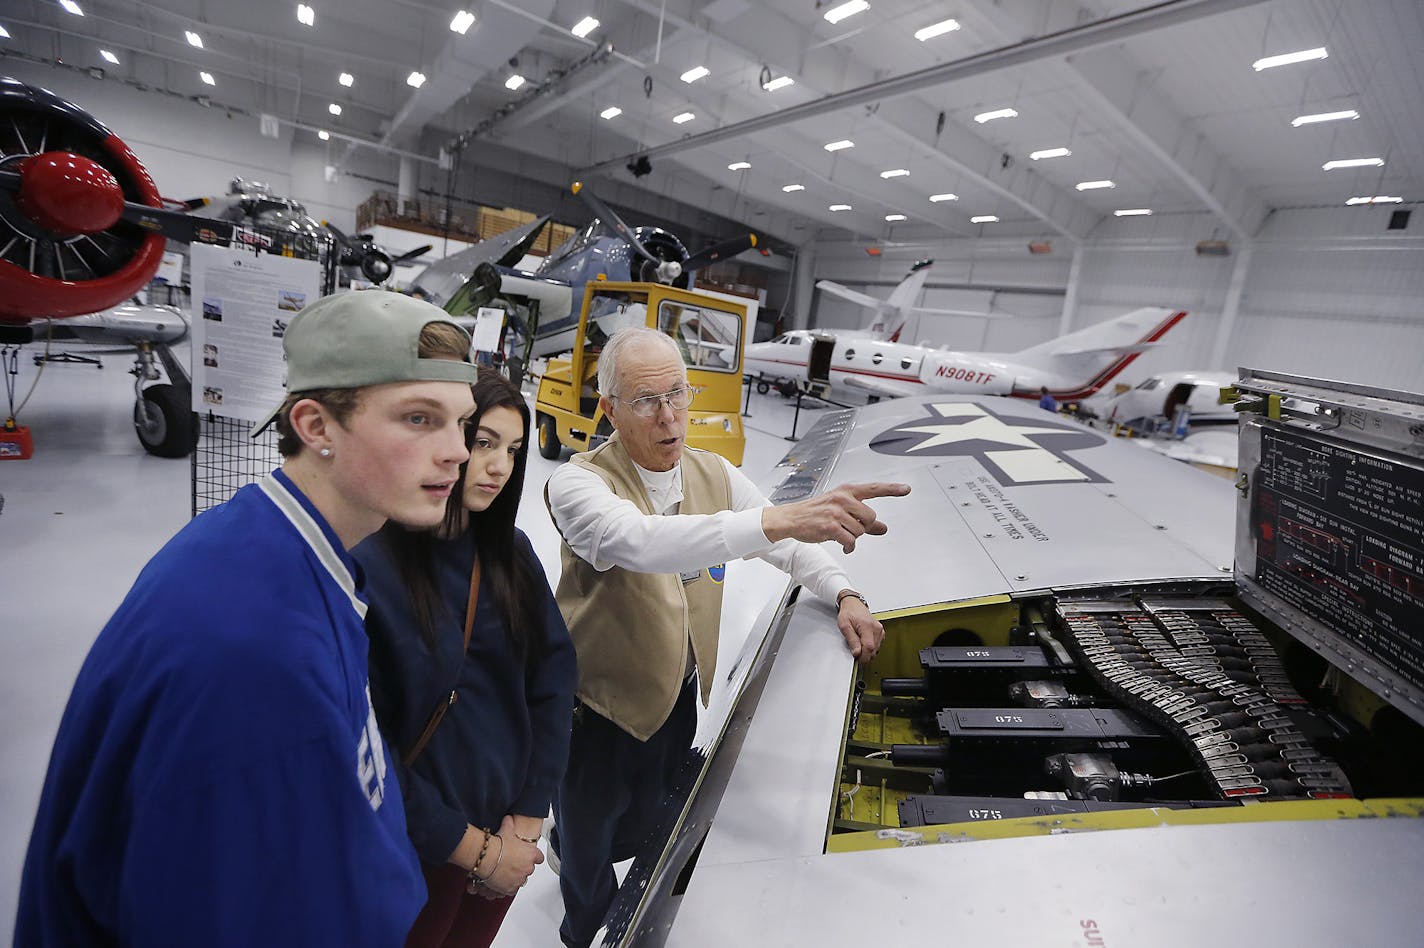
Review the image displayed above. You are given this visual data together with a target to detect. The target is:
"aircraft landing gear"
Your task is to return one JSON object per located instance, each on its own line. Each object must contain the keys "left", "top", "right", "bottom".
{"left": 131, "top": 343, "right": 197, "bottom": 458}
{"left": 756, "top": 379, "right": 770, "bottom": 395}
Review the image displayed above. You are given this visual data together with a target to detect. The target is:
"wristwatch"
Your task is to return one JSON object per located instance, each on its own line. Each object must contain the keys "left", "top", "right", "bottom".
{"left": 836, "top": 589, "right": 870, "bottom": 612}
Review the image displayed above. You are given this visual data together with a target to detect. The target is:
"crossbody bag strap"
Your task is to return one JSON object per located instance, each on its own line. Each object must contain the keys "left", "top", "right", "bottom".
{"left": 402, "top": 555, "right": 482, "bottom": 768}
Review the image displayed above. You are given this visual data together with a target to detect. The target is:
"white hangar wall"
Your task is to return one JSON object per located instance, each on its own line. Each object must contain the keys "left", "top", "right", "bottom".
{"left": 810, "top": 207, "right": 1423, "bottom": 393}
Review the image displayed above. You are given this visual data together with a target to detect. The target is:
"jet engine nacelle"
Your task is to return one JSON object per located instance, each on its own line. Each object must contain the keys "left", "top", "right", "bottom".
{"left": 0, "top": 77, "right": 168, "bottom": 323}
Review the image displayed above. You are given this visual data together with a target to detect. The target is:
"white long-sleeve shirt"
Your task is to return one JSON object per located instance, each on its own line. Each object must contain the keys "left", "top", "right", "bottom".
{"left": 546, "top": 454, "right": 851, "bottom": 605}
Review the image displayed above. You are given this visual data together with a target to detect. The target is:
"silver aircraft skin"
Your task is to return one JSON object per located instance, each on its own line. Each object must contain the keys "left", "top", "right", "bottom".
{"left": 596, "top": 370, "right": 1424, "bottom": 946}
{"left": 745, "top": 306, "right": 1186, "bottom": 402}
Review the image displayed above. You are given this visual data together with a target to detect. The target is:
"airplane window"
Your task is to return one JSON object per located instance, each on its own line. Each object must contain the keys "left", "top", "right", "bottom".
{"left": 788, "top": 336, "right": 801, "bottom": 346}
{"left": 844, "top": 348, "right": 856, "bottom": 359}
{"left": 901, "top": 357, "right": 913, "bottom": 369}
{"left": 871, "top": 352, "right": 883, "bottom": 365}
{"left": 1137, "top": 377, "right": 1163, "bottom": 390}
{"left": 657, "top": 300, "right": 742, "bottom": 373}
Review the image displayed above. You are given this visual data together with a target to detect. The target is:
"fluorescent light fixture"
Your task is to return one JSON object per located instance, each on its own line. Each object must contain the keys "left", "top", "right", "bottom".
{"left": 339, "top": 71, "right": 354, "bottom": 87}
{"left": 1345, "top": 195, "right": 1403, "bottom": 205}
{"left": 762, "top": 75, "right": 794, "bottom": 91}
{"left": 970, "top": 215, "right": 998, "bottom": 223}
{"left": 600, "top": 106, "right": 622, "bottom": 119}
{"left": 829, "top": 204, "right": 853, "bottom": 211}
{"left": 680, "top": 66, "right": 710, "bottom": 83}
{"left": 505, "top": 74, "right": 526, "bottom": 91}
{"left": 885, "top": 214, "right": 907, "bottom": 222}
{"left": 0, "top": 25, "right": 10, "bottom": 38}
{"left": 296, "top": 4, "right": 315, "bottom": 27}
{"left": 450, "top": 10, "right": 475, "bottom": 34}
{"left": 1322, "top": 157, "right": 1383, "bottom": 170}
{"left": 59, "top": 0, "right": 83, "bottom": 15}
{"left": 673, "top": 111, "right": 694, "bottom": 124}
{"left": 1252, "top": 47, "right": 1327, "bottom": 71}
{"left": 782, "top": 184, "right": 805, "bottom": 192}
{"left": 974, "top": 107, "right": 1018, "bottom": 123}
{"left": 1291, "top": 109, "right": 1358, "bottom": 127}
{"left": 100, "top": 49, "right": 120, "bottom": 65}
{"left": 1114, "top": 208, "right": 1152, "bottom": 216}
{"left": 824, "top": 0, "right": 869, "bottom": 25}
{"left": 199, "top": 71, "right": 215, "bottom": 86}
{"left": 929, "top": 192, "right": 958, "bottom": 202}
{"left": 571, "top": 16, "right": 599, "bottom": 38}
{"left": 880, "top": 168, "right": 909, "bottom": 178}
{"left": 406, "top": 71, "right": 426, "bottom": 88}
{"left": 1029, "top": 147, "right": 1071, "bottom": 160}
{"left": 728, "top": 161, "right": 751, "bottom": 171}
{"left": 824, "top": 139, "right": 854, "bottom": 152}
{"left": 328, "top": 102, "right": 342, "bottom": 115}
{"left": 318, "top": 129, "right": 330, "bottom": 141}
{"left": 914, "top": 18, "right": 960, "bottom": 41}
{"left": 185, "top": 30, "right": 203, "bottom": 48}
{"left": 1075, "top": 180, "right": 1115, "bottom": 190}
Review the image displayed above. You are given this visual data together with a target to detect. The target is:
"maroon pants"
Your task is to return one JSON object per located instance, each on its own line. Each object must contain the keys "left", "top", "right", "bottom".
{"left": 404, "top": 862, "right": 515, "bottom": 948}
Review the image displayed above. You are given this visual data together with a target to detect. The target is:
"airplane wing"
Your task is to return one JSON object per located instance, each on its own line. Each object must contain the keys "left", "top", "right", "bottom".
{"left": 816, "top": 280, "right": 892, "bottom": 314}
{"left": 410, "top": 216, "right": 550, "bottom": 305}
{"left": 840, "top": 374, "right": 924, "bottom": 399}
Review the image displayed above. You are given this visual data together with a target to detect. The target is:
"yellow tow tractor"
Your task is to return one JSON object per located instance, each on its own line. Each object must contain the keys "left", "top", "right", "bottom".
{"left": 534, "top": 280, "right": 748, "bottom": 465}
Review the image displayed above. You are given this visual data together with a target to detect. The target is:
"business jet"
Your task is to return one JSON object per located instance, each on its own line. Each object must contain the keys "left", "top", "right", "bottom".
{"left": 745, "top": 307, "right": 1186, "bottom": 402}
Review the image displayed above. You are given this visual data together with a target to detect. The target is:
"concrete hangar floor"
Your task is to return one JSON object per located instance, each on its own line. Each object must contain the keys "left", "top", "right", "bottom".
{"left": 0, "top": 339, "right": 819, "bottom": 942}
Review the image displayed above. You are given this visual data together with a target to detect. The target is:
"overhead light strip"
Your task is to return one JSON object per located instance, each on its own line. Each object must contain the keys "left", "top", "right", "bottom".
{"left": 914, "top": 18, "right": 960, "bottom": 41}
{"left": 450, "top": 10, "right": 476, "bottom": 34}
{"left": 823, "top": 1, "right": 869, "bottom": 25}
{"left": 974, "top": 108, "right": 1018, "bottom": 123}
{"left": 1114, "top": 208, "right": 1152, "bottom": 216}
{"left": 1345, "top": 195, "right": 1402, "bottom": 205}
{"left": 1322, "top": 157, "right": 1383, "bottom": 170}
{"left": 1252, "top": 47, "right": 1327, "bottom": 71}
{"left": 1029, "top": 147, "right": 1071, "bottom": 160}
{"left": 1291, "top": 109, "right": 1358, "bottom": 126}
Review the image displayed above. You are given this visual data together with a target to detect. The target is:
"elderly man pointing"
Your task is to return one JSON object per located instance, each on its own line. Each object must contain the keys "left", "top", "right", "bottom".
{"left": 545, "top": 326, "right": 909, "bottom": 947}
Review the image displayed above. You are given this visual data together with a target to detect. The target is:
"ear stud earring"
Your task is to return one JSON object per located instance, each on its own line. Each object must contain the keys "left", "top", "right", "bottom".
{"left": 320, "top": 447, "right": 332, "bottom": 457}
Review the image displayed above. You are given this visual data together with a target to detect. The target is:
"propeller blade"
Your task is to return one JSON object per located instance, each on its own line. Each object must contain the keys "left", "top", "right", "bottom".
{"left": 120, "top": 201, "right": 237, "bottom": 244}
{"left": 391, "top": 244, "right": 433, "bottom": 266}
{"left": 570, "top": 181, "right": 659, "bottom": 266}
{"left": 684, "top": 232, "right": 758, "bottom": 272}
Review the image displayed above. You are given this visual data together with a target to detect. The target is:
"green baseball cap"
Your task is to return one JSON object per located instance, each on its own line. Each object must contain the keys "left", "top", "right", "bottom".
{"left": 250, "top": 291, "right": 476, "bottom": 437}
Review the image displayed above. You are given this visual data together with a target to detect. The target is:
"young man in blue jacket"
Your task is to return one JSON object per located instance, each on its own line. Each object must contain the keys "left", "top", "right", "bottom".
{"left": 16, "top": 292, "right": 478, "bottom": 946}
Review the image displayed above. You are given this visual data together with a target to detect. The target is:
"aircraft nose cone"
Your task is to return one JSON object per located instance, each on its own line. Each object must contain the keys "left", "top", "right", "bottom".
{"left": 16, "top": 151, "right": 126, "bottom": 236}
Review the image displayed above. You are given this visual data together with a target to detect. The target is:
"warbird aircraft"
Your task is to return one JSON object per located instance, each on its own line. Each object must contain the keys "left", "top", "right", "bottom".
{"left": 816, "top": 258, "right": 995, "bottom": 342}
{"left": 745, "top": 306, "right": 1186, "bottom": 402}
{"left": 587, "top": 367, "right": 1424, "bottom": 945}
{"left": 411, "top": 182, "right": 758, "bottom": 359}
{"left": 187, "top": 178, "right": 430, "bottom": 286}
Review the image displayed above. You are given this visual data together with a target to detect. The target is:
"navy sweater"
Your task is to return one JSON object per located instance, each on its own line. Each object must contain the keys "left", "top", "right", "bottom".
{"left": 356, "top": 528, "right": 577, "bottom": 866}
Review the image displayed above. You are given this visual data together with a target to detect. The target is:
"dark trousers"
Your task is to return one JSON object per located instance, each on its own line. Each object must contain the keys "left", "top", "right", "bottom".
{"left": 403, "top": 862, "right": 514, "bottom": 948}
{"left": 554, "top": 678, "right": 698, "bottom": 948}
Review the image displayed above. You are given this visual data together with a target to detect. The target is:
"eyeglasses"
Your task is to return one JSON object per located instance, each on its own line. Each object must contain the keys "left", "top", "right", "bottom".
{"left": 614, "top": 385, "right": 699, "bottom": 417}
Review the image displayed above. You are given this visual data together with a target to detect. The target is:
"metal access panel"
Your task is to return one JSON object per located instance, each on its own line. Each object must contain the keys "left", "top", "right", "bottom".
{"left": 1233, "top": 368, "right": 1424, "bottom": 725}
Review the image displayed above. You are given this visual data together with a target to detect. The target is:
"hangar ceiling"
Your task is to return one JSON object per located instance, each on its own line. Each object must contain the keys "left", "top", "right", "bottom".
{"left": 3, "top": 0, "right": 1418, "bottom": 245}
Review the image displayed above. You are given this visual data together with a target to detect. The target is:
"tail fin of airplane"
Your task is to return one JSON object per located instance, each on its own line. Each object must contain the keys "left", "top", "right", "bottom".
{"left": 817, "top": 260, "right": 937, "bottom": 339}
{"left": 1013, "top": 307, "right": 1186, "bottom": 400}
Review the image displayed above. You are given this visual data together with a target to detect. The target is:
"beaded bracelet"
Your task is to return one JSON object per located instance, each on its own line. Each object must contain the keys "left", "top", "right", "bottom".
{"left": 468, "top": 833, "right": 504, "bottom": 887}
{"left": 467, "top": 827, "right": 496, "bottom": 887}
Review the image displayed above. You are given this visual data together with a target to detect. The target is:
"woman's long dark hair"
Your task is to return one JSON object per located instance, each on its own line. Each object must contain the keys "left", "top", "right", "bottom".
{"left": 382, "top": 368, "right": 543, "bottom": 666}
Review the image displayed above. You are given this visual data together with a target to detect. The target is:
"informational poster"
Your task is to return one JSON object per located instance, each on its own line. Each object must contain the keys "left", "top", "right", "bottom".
{"left": 471, "top": 306, "right": 505, "bottom": 354}
{"left": 189, "top": 243, "right": 322, "bottom": 422}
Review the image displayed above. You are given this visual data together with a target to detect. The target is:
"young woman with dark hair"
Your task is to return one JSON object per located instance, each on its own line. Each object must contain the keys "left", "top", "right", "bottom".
{"left": 356, "top": 368, "right": 576, "bottom": 948}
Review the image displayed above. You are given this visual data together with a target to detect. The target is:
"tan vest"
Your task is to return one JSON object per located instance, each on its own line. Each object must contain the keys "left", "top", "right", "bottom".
{"left": 549, "top": 434, "right": 730, "bottom": 741}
